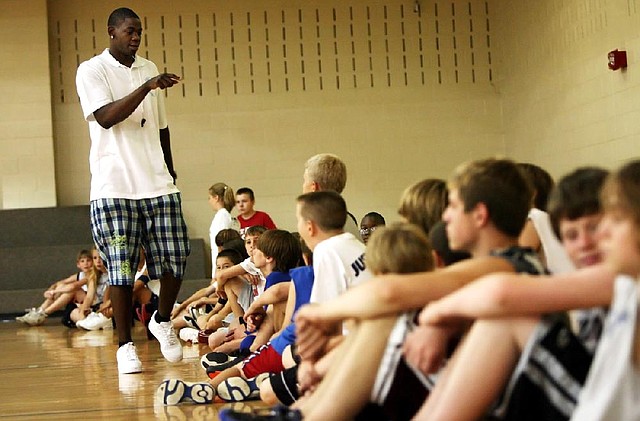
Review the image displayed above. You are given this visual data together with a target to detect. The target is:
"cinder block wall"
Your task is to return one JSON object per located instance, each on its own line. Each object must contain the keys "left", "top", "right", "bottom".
{"left": 46, "top": 0, "right": 505, "bottom": 243}
{"left": 494, "top": 0, "right": 640, "bottom": 177}
{"left": 0, "top": 0, "right": 57, "bottom": 209}
{"left": 3, "top": 0, "right": 639, "bottom": 262}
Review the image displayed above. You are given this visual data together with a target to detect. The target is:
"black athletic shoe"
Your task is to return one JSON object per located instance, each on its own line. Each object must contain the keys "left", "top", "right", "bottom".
{"left": 205, "top": 354, "right": 247, "bottom": 378}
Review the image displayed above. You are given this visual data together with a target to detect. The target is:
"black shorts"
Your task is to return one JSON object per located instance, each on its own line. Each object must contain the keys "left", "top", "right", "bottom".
{"left": 493, "top": 313, "right": 593, "bottom": 421}
{"left": 270, "top": 365, "right": 299, "bottom": 406}
{"left": 381, "top": 358, "right": 430, "bottom": 421}
{"left": 62, "top": 302, "right": 100, "bottom": 328}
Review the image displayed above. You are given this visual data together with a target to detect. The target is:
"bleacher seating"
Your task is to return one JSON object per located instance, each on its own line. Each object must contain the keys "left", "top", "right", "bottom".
{"left": 0, "top": 205, "right": 209, "bottom": 314}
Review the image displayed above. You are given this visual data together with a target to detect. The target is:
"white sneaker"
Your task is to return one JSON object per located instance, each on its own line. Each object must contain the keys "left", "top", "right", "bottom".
{"left": 178, "top": 327, "right": 199, "bottom": 344}
{"left": 117, "top": 342, "right": 142, "bottom": 374}
{"left": 76, "top": 312, "right": 97, "bottom": 330}
{"left": 16, "top": 309, "right": 35, "bottom": 323}
{"left": 148, "top": 311, "right": 183, "bottom": 363}
{"left": 17, "top": 309, "right": 47, "bottom": 326}
{"left": 77, "top": 313, "right": 113, "bottom": 331}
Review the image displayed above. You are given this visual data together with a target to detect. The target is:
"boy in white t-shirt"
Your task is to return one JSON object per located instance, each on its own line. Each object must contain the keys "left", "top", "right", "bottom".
{"left": 254, "top": 190, "right": 372, "bottom": 406}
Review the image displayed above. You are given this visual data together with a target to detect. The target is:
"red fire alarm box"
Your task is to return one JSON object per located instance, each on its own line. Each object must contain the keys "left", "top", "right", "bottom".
{"left": 608, "top": 50, "right": 627, "bottom": 70}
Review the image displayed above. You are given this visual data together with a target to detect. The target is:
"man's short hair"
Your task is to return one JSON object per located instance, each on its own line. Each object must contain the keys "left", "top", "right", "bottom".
{"left": 108, "top": 7, "right": 139, "bottom": 27}
{"left": 366, "top": 223, "right": 434, "bottom": 275}
{"left": 449, "top": 158, "right": 532, "bottom": 238}
{"left": 256, "top": 229, "right": 302, "bottom": 272}
{"left": 297, "top": 191, "right": 347, "bottom": 232}
{"left": 236, "top": 187, "right": 255, "bottom": 201}
{"left": 304, "top": 154, "right": 347, "bottom": 193}
{"left": 547, "top": 167, "right": 608, "bottom": 239}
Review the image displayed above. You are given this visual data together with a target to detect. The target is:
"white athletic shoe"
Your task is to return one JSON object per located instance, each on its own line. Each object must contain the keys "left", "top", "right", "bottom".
{"left": 17, "top": 308, "right": 47, "bottom": 326}
{"left": 77, "top": 312, "right": 113, "bottom": 331}
{"left": 16, "top": 309, "right": 35, "bottom": 323}
{"left": 117, "top": 342, "right": 142, "bottom": 374}
{"left": 148, "top": 311, "right": 183, "bottom": 363}
{"left": 76, "top": 312, "right": 96, "bottom": 330}
{"left": 178, "top": 327, "right": 199, "bottom": 344}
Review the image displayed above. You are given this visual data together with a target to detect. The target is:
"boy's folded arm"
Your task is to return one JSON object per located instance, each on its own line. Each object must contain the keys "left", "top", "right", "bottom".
{"left": 54, "top": 281, "right": 84, "bottom": 294}
{"left": 300, "top": 256, "right": 516, "bottom": 322}
{"left": 59, "top": 274, "right": 79, "bottom": 285}
{"left": 421, "top": 263, "right": 616, "bottom": 325}
{"left": 252, "top": 282, "right": 290, "bottom": 308}
{"left": 216, "top": 264, "right": 247, "bottom": 287}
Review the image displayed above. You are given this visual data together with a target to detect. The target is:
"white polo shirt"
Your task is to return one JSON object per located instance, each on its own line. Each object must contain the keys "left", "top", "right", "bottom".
{"left": 76, "top": 49, "right": 178, "bottom": 200}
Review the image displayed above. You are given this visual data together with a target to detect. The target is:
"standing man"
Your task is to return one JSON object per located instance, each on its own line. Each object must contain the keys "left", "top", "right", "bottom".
{"left": 76, "top": 7, "right": 189, "bottom": 374}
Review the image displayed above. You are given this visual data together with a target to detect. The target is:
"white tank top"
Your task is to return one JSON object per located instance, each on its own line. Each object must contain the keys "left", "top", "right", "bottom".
{"left": 528, "top": 208, "right": 574, "bottom": 274}
{"left": 570, "top": 275, "right": 640, "bottom": 421}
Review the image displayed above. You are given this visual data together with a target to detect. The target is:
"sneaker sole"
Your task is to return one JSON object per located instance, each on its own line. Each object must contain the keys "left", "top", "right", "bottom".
{"left": 201, "top": 352, "right": 233, "bottom": 370}
{"left": 119, "top": 364, "right": 143, "bottom": 374}
{"left": 217, "top": 376, "right": 261, "bottom": 402}
{"left": 156, "top": 379, "right": 215, "bottom": 405}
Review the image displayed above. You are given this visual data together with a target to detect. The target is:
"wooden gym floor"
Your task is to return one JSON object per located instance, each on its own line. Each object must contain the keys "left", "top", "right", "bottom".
{"left": 0, "top": 317, "right": 255, "bottom": 420}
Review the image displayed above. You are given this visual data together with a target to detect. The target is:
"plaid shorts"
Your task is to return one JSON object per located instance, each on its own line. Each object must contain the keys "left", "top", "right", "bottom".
{"left": 90, "top": 193, "right": 190, "bottom": 286}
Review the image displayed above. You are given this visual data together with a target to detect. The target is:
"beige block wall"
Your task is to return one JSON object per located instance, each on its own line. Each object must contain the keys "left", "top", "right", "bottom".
{"left": 0, "top": 0, "right": 57, "bottom": 209}
{"left": 48, "top": 0, "right": 505, "bottom": 242}
{"left": 495, "top": 0, "right": 640, "bottom": 178}
{"left": 3, "top": 0, "right": 638, "bottom": 252}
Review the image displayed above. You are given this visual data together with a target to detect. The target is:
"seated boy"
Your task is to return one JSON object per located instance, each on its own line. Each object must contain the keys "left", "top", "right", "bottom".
{"left": 171, "top": 229, "right": 243, "bottom": 329}
{"left": 359, "top": 212, "right": 385, "bottom": 244}
{"left": 202, "top": 249, "right": 254, "bottom": 350}
{"left": 261, "top": 222, "right": 435, "bottom": 410}
{"left": 219, "top": 158, "right": 545, "bottom": 421}
{"left": 236, "top": 187, "right": 277, "bottom": 238}
{"left": 17, "top": 248, "right": 94, "bottom": 326}
{"left": 214, "top": 225, "right": 268, "bottom": 304}
{"left": 209, "top": 229, "right": 301, "bottom": 354}
{"left": 568, "top": 160, "right": 640, "bottom": 421}
{"left": 411, "top": 166, "right": 613, "bottom": 421}
{"left": 157, "top": 190, "right": 369, "bottom": 407}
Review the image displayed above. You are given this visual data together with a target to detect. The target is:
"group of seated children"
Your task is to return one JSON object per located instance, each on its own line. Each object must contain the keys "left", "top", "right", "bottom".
{"left": 20, "top": 152, "right": 640, "bottom": 421}
{"left": 17, "top": 247, "right": 111, "bottom": 329}
{"left": 157, "top": 171, "right": 455, "bottom": 407}
{"left": 17, "top": 247, "right": 160, "bottom": 333}
{"left": 151, "top": 156, "right": 640, "bottom": 421}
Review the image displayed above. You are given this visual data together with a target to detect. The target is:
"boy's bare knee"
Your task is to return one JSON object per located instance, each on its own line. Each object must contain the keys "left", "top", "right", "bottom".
{"left": 209, "top": 329, "right": 226, "bottom": 349}
{"left": 259, "top": 378, "right": 279, "bottom": 405}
